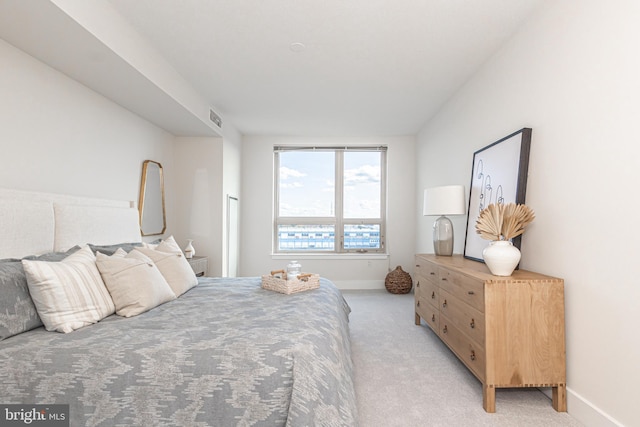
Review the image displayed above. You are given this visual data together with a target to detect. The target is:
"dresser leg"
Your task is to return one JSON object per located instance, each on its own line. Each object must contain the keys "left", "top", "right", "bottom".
{"left": 552, "top": 384, "right": 567, "bottom": 412}
{"left": 483, "top": 384, "right": 496, "bottom": 413}
{"left": 415, "top": 312, "right": 420, "bottom": 325}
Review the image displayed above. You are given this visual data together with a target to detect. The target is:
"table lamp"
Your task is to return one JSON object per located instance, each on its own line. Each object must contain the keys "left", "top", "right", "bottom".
{"left": 423, "top": 185, "right": 466, "bottom": 256}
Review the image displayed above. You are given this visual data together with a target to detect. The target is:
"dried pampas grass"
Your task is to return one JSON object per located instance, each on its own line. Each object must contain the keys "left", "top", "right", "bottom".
{"left": 475, "top": 203, "right": 535, "bottom": 241}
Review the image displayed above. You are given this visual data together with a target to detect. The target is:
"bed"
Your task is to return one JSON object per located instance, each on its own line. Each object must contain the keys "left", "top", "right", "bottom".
{"left": 0, "top": 189, "right": 358, "bottom": 426}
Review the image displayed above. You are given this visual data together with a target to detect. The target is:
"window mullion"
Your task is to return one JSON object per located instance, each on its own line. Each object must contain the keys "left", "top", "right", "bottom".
{"left": 335, "top": 151, "right": 344, "bottom": 253}
{"left": 380, "top": 150, "right": 387, "bottom": 251}
{"left": 273, "top": 152, "right": 281, "bottom": 253}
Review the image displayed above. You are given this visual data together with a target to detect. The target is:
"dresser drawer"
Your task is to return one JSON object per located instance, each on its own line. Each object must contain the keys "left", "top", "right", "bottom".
{"left": 415, "top": 258, "right": 438, "bottom": 284}
{"left": 416, "top": 297, "right": 439, "bottom": 332}
{"left": 439, "top": 269, "right": 484, "bottom": 312}
{"left": 415, "top": 275, "right": 439, "bottom": 309}
{"left": 439, "top": 289, "right": 485, "bottom": 346}
{"left": 439, "top": 315, "right": 486, "bottom": 381}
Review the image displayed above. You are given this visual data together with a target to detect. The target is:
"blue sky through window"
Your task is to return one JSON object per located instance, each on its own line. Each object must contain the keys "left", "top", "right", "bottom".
{"left": 279, "top": 151, "right": 334, "bottom": 217}
{"left": 343, "top": 151, "right": 381, "bottom": 218}
{"left": 279, "top": 150, "right": 381, "bottom": 218}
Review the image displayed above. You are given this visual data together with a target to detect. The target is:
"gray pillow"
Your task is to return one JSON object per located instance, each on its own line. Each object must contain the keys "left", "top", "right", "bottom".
{"left": 88, "top": 242, "right": 143, "bottom": 256}
{"left": 0, "top": 246, "right": 81, "bottom": 340}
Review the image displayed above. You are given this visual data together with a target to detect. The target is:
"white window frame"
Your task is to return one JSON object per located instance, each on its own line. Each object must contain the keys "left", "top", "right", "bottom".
{"left": 274, "top": 146, "right": 387, "bottom": 254}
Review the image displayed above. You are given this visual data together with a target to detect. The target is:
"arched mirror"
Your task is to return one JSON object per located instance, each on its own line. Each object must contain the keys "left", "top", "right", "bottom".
{"left": 138, "top": 160, "right": 166, "bottom": 236}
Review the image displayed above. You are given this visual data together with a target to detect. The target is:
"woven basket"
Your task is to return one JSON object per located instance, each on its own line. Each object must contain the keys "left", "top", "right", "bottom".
{"left": 385, "top": 265, "right": 412, "bottom": 294}
{"left": 261, "top": 271, "right": 320, "bottom": 295}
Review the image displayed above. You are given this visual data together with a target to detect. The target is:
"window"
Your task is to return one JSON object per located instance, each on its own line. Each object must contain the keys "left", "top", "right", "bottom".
{"left": 274, "top": 146, "right": 386, "bottom": 253}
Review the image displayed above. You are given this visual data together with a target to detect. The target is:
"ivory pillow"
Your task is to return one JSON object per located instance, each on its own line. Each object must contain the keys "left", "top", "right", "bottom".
{"left": 154, "top": 235, "right": 183, "bottom": 254}
{"left": 136, "top": 246, "right": 197, "bottom": 297}
{"left": 0, "top": 246, "right": 81, "bottom": 340}
{"left": 96, "top": 250, "right": 176, "bottom": 317}
{"left": 22, "top": 246, "right": 115, "bottom": 333}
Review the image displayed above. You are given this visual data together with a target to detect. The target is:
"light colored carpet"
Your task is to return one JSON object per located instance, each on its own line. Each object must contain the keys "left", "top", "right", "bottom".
{"left": 342, "top": 290, "right": 583, "bottom": 427}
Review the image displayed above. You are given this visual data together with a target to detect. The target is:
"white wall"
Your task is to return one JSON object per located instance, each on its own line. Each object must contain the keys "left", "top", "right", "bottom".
{"left": 0, "top": 38, "right": 175, "bottom": 229}
{"left": 174, "top": 137, "right": 240, "bottom": 276}
{"left": 222, "top": 137, "right": 242, "bottom": 276}
{"left": 241, "top": 136, "right": 416, "bottom": 289}
{"left": 171, "top": 135, "right": 242, "bottom": 277}
{"left": 416, "top": 1, "right": 640, "bottom": 426}
{"left": 172, "top": 137, "right": 224, "bottom": 275}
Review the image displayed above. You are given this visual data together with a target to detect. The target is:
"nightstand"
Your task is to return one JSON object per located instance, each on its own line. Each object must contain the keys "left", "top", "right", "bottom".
{"left": 187, "top": 256, "right": 208, "bottom": 277}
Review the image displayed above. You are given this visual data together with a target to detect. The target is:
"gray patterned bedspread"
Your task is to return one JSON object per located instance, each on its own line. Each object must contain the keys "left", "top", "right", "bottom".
{"left": 0, "top": 277, "right": 358, "bottom": 426}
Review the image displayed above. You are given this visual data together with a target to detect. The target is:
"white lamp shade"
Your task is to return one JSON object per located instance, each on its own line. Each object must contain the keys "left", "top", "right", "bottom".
{"left": 423, "top": 185, "right": 466, "bottom": 216}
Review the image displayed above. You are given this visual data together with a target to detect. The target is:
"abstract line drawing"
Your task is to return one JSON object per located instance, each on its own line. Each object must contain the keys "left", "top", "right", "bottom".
{"left": 476, "top": 167, "right": 505, "bottom": 214}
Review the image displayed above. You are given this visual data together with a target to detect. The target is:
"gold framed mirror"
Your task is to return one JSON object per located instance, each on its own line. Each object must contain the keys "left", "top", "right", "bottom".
{"left": 138, "top": 160, "right": 166, "bottom": 236}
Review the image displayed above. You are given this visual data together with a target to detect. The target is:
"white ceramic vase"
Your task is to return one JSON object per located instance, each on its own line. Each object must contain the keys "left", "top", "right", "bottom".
{"left": 184, "top": 239, "right": 195, "bottom": 259}
{"left": 482, "top": 240, "right": 521, "bottom": 276}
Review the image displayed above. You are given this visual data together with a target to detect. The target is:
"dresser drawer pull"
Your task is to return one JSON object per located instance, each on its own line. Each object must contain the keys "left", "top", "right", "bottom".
{"left": 416, "top": 281, "right": 420, "bottom": 288}
{"left": 430, "top": 272, "right": 435, "bottom": 276}
{"left": 442, "top": 300, "right": 447, "bottom": 308}
{"left": 442, "top": 325, "right": 448, "bottom": 334}
{"left": 431, "top": 291, "right": 436, "bottom": 299}
{"left": 431, "top": 314, "right": 436, "bottom": 322}
{"left": 468, "top": 290, "right": 475, "bottom": 295}
{"left": 417, "top": 301, "right": 420, "bottom": 307}
{"left": 470, "top": 350, "right": 476, "bottom": 361}
{"left": 441, "top": 277, "right": 447, "bottom": 281}
{"left": 470, "top": 318, "right": 475, "bottom": 329}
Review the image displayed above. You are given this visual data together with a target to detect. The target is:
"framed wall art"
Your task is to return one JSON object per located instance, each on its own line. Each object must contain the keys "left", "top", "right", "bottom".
{"left": 463, "top": 128, "right": 532, "bottom": 262}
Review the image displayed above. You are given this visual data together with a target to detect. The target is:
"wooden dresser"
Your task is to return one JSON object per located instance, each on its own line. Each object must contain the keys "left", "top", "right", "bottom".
{"left": 414, "top": 254, "right": 566, "bottom": 413}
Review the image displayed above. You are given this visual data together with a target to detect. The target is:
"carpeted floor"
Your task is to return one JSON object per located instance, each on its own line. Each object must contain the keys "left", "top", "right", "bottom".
{"left": 342, "top": 290, "right": 583, "bottom": 427}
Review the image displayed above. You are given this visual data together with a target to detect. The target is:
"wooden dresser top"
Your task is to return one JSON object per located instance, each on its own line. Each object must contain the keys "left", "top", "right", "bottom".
{"left": 416, "top": 254, "right": 562, "bottom": 283}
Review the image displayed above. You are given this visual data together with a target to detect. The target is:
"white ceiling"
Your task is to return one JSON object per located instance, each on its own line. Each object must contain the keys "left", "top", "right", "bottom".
{"left": 106, "top": 0, "right": 544, "bottom": 136}
{"left": 0, "top": 0, "right": 544, "bottom": 137}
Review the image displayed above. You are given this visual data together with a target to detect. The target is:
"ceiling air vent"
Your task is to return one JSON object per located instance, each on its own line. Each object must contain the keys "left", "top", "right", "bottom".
{"left": 209, "top": 109, "right": 222, "bottom": 128}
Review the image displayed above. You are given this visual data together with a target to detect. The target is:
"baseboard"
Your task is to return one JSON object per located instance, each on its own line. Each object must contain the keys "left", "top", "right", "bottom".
{"left": 333, "top": 279, "right": 385, "bottom": 290}
{"left": 539, "top": 387, "right": 622, "bottom": 427}
{"left": 567, "top": 387, "right": 623, "bottom": 427}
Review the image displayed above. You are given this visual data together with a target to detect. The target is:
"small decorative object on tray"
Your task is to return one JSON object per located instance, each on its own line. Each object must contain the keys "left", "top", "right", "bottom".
{"left": 261, "top": 270, "right": 320, "bottom": 294}
{"left": 286, "top": 260, "right": 302, "bottom": 279}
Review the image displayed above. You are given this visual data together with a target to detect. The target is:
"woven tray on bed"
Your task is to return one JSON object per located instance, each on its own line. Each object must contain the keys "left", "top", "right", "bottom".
{"left": 261, "top": 271, "right": 320, "bottom": 295}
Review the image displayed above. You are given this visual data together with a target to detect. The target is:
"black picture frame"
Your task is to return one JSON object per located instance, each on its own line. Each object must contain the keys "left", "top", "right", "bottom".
{"left": 463, "top": 128, "right": 532, "bottom": 262}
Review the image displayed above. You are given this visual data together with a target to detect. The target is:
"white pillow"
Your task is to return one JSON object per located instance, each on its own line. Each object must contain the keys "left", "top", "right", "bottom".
{"left": 154, "top": 235, "right": 183, "bottom": 254}
{"left": 96, "top": 250, "right": 176, "bottom": 317}
{"left": 136, "top": 246, "right": 197, "bottom": 297}
{"left": 141, "top": 236, "right": 183, "bottom": 254}
{"left": 22, "top": 246, "right": 115, "bottom": 333}
{"left": 111, "top": 247, "right": 128, "bottom": 257}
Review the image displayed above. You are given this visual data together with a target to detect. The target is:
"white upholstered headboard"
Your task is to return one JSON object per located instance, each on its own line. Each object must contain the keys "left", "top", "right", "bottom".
{"left": 0, "top": 189, "right": 142, "bottom": 259}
